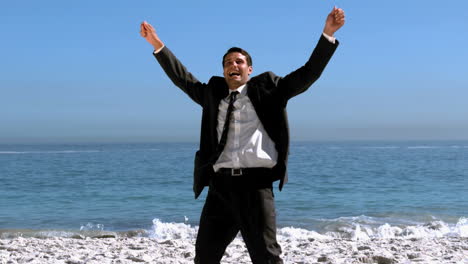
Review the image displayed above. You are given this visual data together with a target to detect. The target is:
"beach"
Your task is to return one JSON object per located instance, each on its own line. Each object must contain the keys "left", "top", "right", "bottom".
{"left": 1, "top": 142, "right": 467, "bottom": 263}
{"left": 1, "top": 234, "right": 467, "bottom": 264}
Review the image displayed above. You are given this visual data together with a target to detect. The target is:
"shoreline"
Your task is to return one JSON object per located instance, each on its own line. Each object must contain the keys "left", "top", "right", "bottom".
{"left": 1, "top": 236, "right": 467, "bottom": 264}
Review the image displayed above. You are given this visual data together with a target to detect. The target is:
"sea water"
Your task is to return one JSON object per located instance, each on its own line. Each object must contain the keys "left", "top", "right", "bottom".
{"left": 1, "top": 141, "right": 467, "bottom": 240}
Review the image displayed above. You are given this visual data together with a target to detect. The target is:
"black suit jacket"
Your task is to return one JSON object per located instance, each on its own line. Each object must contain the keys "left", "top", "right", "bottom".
{"left": 154, "top": 35, "right": 338, "bottom": 198}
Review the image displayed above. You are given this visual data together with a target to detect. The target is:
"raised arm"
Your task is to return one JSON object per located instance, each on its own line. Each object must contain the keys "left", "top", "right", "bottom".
{"left": 140, "top": 21, "right": 206, "bottom": 105}
{"left": 278, "top": 7, "right": 345, "bottom": 100}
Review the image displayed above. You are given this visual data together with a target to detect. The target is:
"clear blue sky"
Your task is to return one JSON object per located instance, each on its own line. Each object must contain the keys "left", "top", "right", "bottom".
{"left": 1, "top": 0, "right": 467, "bottom": 143}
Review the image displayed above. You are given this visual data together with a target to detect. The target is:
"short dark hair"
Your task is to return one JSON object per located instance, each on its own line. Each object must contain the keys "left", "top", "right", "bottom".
{"left": 222, "top": 47, "right": 252, "bottom": 67}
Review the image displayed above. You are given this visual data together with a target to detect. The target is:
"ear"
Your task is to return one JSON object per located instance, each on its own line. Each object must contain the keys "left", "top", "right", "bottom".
{"left": 248, "top": 66, "right": 253, "bottom": 75}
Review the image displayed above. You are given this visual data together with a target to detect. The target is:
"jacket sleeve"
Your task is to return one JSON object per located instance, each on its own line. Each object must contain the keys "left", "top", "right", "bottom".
{"left": 154, "top": 46, "right": 206, "bottom": 106}
{"left": 277, "top": 35, "right": 339, "bottom": 101}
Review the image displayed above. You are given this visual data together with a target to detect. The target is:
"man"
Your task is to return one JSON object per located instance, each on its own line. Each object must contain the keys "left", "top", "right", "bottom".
{"left": 140, "top": 6, "right": 345, "bottom": 263}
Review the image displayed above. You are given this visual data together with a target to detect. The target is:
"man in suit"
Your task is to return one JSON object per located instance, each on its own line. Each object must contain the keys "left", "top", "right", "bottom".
{"left": 140, "top": 6, "right": 345, "bottom": 263}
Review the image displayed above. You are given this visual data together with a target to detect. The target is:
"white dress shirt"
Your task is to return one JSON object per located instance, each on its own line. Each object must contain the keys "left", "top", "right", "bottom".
{"left": 213, "top": 84, "right": 278, "bottom": 171}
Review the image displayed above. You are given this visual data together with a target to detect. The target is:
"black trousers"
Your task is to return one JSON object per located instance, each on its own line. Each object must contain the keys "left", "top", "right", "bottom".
{"left": 194, "top": 171, "right": 283, "bottom": 264}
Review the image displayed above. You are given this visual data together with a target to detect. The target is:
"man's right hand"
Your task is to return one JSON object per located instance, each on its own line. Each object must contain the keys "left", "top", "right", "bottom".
{"left": 140, "top": 21, "right": 164, "bottom": 52}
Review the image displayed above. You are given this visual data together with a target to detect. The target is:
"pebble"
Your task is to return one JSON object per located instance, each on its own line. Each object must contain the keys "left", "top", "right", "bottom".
{"left": 0, "top": 236, "right": 466, "bottom": 263}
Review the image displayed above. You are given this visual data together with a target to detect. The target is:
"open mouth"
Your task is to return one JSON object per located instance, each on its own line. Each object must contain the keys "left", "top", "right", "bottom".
{"left": 228, "top": 71, "right": 241, "bottom": 77}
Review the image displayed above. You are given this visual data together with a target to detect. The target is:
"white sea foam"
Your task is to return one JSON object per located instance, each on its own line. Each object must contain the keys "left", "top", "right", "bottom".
{"left": 145, "top": 217, "right": 468, "bottom": 243}
{"left": 333, "top": 217, "right": 468, "bottom": 241}
{"left": 2, "top": 218, "right": 467, "bottom": 263}
{"left": 149, "top": 219, "right": 197, "bottom": 240}
{"left": 455, "top": 217, "right": 468, "bottom": 237}
{"left": 2, "top": 217, "right": 466, "bottom": 242}
{"left": 277, "top": 226, "right": 329, "bottom": 240}
{"left": 80, "top": 223, "right": 104, "bottom": 231}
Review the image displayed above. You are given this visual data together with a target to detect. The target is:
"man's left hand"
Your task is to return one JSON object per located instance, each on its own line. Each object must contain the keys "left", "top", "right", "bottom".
{"left": 323, "top": 7, "right": 345, "bottom": 37}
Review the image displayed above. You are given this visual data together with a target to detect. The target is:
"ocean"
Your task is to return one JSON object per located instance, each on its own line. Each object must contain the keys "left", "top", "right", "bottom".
{"left": 1, "top": 141, "right": 467, "bottom": 240}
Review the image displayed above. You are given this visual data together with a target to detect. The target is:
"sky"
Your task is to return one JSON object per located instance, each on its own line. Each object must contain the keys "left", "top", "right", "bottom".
{"left": 1, "top": 0, "right": 467, "bottom": 143}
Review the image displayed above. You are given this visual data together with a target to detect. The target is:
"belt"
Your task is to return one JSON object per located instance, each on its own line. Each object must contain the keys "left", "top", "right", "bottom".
{"left": 216, "top": 167, "right": 272, "bottom": 177}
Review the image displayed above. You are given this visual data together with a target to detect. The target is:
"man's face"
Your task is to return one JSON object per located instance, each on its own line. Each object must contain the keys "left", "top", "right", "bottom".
{"left": 223, "top": 52, "right": 253, "bottom": 90}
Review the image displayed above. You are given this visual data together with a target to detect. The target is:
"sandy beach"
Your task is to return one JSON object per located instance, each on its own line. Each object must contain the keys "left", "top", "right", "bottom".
{"left": 1, "top": 234, "right": 467, "bottom": 264}
{"left": 2, "top": 141, "right": 468, "bottom": 264}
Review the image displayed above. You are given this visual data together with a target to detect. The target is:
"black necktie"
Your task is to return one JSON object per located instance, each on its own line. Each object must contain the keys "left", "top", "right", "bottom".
{"left": 213, "top": 91, "right": 239, "bottom": 162}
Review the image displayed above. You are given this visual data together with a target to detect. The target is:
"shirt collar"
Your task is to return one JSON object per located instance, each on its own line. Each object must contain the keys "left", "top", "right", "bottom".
{"left": 229, "top": 84, "right": 247, "bottom": 96}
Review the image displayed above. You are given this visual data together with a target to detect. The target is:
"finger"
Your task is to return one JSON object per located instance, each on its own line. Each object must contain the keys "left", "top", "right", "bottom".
{"left": 335, "top": 11, "right": 345, "bottom": 20}
{"left": 147, "top": 23, "right": 155, "bottom": 32}
{"left": 335, "top": 12, "right": 344, "bottom": 18}
{"left": 142, "top": 21, "right": 151, "bottom": 28}
{"left": 144, "top": 23, "right": 155, "bottom": 33}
